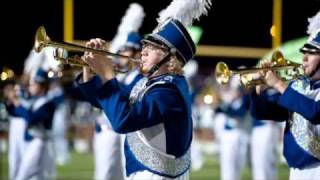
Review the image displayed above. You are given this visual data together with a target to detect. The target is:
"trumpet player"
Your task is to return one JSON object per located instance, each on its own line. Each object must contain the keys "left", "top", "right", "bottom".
{"left": 76, "top": 18, "right": 197, "bottom": 179}
{"left": 250, "top": 13, "right": 320, "bottom": 180}
{"left": 73, "top": 0, "right": 213, "bottom": 178}
{"left": 2, "top": 79, "right": 26, "bottom": 180}
{"left": 5, "top": 68, "right": 57, "bottom": 180}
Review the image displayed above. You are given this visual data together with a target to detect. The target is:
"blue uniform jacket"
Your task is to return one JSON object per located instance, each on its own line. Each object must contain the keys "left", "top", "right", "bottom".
{"left": 8, "top": 96, "right": 56, "bottom": 141}
{"left": 250, "top": 78, "right": 320, "bottom": 169}
{"left": 70, "top": 73, "right": 143, "bottom": 133}
{"left": 216, "top": 94, "right": 250, "bottom": 130}
{"left": 75, "top": 74, "right": 193, "bottom": 177}
{"left": 250, "top": 89, "right": 286, "bottom": 126}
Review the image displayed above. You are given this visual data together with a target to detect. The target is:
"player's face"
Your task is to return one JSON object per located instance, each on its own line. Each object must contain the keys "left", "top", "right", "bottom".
{"left": 302, "top": 53, "right": 320, "bottom": 77}
{"left": 28, "top": 82, "right": 42, "bottom": 96}
{"left": 140, "top": 43, "right": 167, "bottom": 74}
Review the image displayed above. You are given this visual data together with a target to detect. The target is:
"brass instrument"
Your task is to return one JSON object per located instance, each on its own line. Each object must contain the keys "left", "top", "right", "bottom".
{"left": 215, "top": 50, "right": 303, "bottom": 87}
{"left": 53, "top": 48, "right": 89, "bottom": 68}
{"left": 34, "top": 26, "right": 140, "bottom": 69}
{"left": 53, "top": 48, "right": 130, "bottom": 73}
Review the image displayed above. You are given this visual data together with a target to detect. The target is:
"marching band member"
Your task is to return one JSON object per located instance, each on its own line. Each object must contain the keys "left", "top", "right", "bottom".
{"left": 48, "top": 77, "right": 70, "bottom": 167}
{"left": 78, "top": 18, "right": 195, "bottom": 179}
{"left": 250, "top": 89, "right": 281, "bottom": 180}
{"left": 6, "top": 68, "right": 56, "bottom": 180}
{"left": 24, "top": 42, "right": 64, "bottom": 169}
{"left": 92, "top": 3, "right": 145, "bottom": 180}
{"left": 3, "top": 80, "right": 26, "bottom": 180}
{"left": 216, "top": 76, "right": 251, "bottom": 180}
{"left": 76, "top": 0, "right": 212, "bottom": 176}
{"left": 250, "top": 11, "right": 320, "bottom": 180}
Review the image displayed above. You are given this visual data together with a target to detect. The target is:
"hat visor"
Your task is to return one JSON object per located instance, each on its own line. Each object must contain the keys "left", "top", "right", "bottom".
{"left": 142, "top": 35, "right": 187, "bottom": 64}
{"left": 300, "top": 43, "right": 320, "bottom": 54}
{"left": 141, "top": 37, "right": 169, "bottom": 50}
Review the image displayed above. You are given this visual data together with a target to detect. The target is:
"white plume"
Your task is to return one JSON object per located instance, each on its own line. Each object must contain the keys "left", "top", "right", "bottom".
{"left": 109, "top": 3, "right": 145, "bottom": 53}
{"left": 41, "top": 47, "right": 60, "bottom": 71}
{"left": 24, "top": 47, "right": 59, "bottom": 75}
{"left": 307, "top": 10, "right": 320, "bottom": 35}
{"left": 183, "top": 59, "right": 198, "bottom": 80}
{"left": 157, "top": 0, "right": 212, "bottom": 27}
{"left": 24, "top": 49, "right": 44, "bottom": 74}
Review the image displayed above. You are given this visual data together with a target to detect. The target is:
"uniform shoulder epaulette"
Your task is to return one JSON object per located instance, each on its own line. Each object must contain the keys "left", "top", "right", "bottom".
{"left": 154, "top": 75, "right": 175, "bottom": 84}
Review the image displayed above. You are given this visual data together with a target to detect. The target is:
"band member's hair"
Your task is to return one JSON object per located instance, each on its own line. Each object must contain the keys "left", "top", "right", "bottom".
{"left": 168, "top": 55, "right": 184, "bottom": 75}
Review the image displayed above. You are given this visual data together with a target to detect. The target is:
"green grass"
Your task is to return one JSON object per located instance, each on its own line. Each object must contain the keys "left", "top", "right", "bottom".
{"left": 56, "top": 152, "right": 94, "bottom": 180}
{"left": 0, "top": 151, "right": 289, "bottom": 180}
{"left": 0, "top": 152, "right": 94, "bottom": 180}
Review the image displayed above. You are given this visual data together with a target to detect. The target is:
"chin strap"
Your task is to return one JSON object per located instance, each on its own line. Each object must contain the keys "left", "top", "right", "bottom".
{"left": 146, "top": 48, "right": 176, "bottom": 77}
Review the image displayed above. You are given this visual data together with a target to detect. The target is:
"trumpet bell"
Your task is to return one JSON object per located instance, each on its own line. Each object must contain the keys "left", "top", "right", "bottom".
{"left": 271, "top": 50, "right": 286, "bottom": 66}
{"left": 33, "top": 26, "right": 140, "bottom": 71}
{"left": 214, "top": 50, "right": 304, "bottom": 87}
{"left": 215, "top": 62, "right": 232, "bottom": 85}
{"left": 34, "top": 26, "right": 50, "bottom": 53}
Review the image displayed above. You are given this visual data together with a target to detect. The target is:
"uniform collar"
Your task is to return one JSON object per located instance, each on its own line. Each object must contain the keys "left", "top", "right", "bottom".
{"left": 303, "top": 76, "right": 320, "bottom": 89}
{"left": 146, "top": 73, "right": 177, "bottom": 86}
{"left": 304, "top": 63, "right": 320, "bottom": 88}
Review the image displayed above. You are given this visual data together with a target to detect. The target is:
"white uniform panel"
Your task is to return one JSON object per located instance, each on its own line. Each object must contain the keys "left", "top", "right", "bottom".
{"left": 220, "top": 128, "right": 249, "bottom": 180}
{"left": 128, "top": 170, "right": 189, "bottom": 180}
{"left": 52, "top": 102, "right": 70, "bottom": 166}
{"left": 8, "top": 117, "right": 26, "bottom": 179}
{"left": 289, "top": 163, "right": 320, "bottom": 180}
{"left": 93, "top": 128, "right": 124, "bottom": 180}
{"left": 251, "top": 123, "right": 280, "bottom": 180}
{"left": 16, "top": 138, "right": 55, "bottom": 180}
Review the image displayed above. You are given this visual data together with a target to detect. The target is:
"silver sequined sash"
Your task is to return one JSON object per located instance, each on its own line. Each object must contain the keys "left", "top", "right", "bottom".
{"left": 129, "top": 76, "right": 172, "bottom": 104}
{"left": 127, "top": 132, "right": 190, "bottom": 177}
{"left": 129, "top": 77, "right": 148, "bottom": 104}
{"left": 290, "top": 79, "right": 320, "bottom": 159}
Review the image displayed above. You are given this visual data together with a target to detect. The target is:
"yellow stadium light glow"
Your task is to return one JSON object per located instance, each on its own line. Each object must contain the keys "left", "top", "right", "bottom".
{"left": 1, "top": 72, "right": 8, "bottom": 81}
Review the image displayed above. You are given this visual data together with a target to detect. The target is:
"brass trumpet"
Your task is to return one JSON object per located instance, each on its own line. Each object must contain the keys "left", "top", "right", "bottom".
{"left": 53, "top": 48, "right": 88, "bottom": 68}
{"left": 53, "top": 48, "right": 132, "bottom": 73}
{"left": 215, "top": 51, "right": 303, "bottom": 87}
{"left": 34, "top": 26, "right": 140, "bottom": 68}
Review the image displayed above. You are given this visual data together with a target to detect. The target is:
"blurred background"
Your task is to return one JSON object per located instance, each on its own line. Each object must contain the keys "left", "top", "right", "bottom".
{"left": 1, "top": 0, "right": 319, "bottom": 74}
{"left": 0, "top": 0, "right": 320, "bottom": 179}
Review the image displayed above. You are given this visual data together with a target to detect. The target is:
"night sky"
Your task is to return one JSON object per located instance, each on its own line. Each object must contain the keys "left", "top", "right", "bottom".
{"left": 1, "top": 0, "right": 319, "bottom": 75}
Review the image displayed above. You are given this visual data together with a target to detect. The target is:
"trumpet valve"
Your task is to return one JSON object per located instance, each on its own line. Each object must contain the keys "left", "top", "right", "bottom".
{"left": 240, "top": 73, "right": 262, "bottom": 86}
